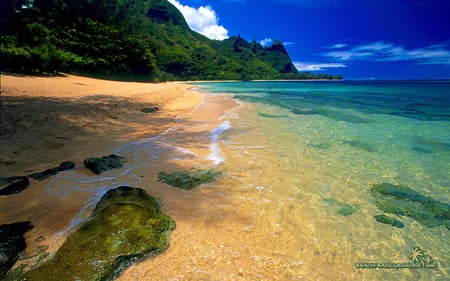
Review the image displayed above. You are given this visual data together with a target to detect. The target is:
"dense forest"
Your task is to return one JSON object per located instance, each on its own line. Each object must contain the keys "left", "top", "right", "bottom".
{"left": 0, "top": 0, "right": 342, "bottom": 81}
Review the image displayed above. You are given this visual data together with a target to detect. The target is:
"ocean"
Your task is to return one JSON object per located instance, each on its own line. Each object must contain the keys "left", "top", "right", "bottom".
{"left": 188, "top": 80, "right": 450, "bottom": 280}
{"left": 41, "top": 80, "right": 449, "bottom": 280}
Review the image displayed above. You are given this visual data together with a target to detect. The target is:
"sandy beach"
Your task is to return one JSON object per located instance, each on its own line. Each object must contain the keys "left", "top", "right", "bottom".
{"left": 0, "top": 73, "right": 240, "bottom": 277}
{"left": 0, "top": 73, "right": 204, "bottom": 174}
{"left": 3, "top": 75, "right": 447, "bottom": 281}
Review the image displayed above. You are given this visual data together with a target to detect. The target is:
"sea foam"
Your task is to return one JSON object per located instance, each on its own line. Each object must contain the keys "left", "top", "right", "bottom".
{"left": 208, "top": 120, "right": 231, "bottom": 165}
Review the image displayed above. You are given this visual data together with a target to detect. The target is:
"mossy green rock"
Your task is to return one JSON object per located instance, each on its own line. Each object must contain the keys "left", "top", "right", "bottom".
{"left": 22, "top": 186, "right": 175, "bottom": 281}
{"left": 374, "top": 214, "right": 404, "bottom": 228}
{"left": 371, "top": 183, "right": 449, "bottom": 229}
{"left": 158, "top": 169, "right": 222, "bottom": 190}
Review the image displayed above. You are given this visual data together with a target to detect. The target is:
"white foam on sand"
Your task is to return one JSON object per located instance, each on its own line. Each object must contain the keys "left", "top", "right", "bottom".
{"left": 208, "top": 120, "right": 231, "bottom": 165}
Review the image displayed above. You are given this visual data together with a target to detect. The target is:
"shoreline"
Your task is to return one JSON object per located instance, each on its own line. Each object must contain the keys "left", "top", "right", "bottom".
{"left": 0, "top": 73, "right": 240, "bottom": 274}
{"left": 3, "top": 76, "right": 447, "bottom": 280}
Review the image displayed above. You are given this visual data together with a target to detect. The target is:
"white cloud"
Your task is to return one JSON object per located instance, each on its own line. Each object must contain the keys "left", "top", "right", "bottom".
{"left": 294, "top": 62, "right": 346, "bottom": 71}
{"left": 323, "top": 41, "right": 450, "bottom": 65}
{"left": 328, "top": 43, "right": 348, "bottom": 49}
{"left": 260, "top": 38, "right": 273, "bottom": 47}
{"left": 168, "top": 0, "right": 229, "bottom": 40}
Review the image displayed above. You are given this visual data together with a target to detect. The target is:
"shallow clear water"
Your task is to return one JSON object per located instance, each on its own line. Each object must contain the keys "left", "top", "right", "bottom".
{"left": 33, "top": 81, "right": 450, "bottom": 280}
{"left": 191, "top": 80, "right": 450, "bottom": 280}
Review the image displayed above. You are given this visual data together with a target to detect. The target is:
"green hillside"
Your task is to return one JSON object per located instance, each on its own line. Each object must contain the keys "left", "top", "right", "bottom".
{"left": 0, "top": 0, "right": 341, "bottom": 81}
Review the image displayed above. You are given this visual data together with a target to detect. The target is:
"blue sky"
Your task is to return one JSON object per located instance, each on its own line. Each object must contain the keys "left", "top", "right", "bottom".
{"left": 168, "top": 0, "right": 450, "bottom": 79}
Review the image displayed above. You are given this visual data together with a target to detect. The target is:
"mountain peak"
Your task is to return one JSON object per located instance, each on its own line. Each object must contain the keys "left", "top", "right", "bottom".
{"left": 147, "top": 0, "right": 189, "bottom": 28}
{"left": 0, "top": 0, "right": 341, "bottom": 80}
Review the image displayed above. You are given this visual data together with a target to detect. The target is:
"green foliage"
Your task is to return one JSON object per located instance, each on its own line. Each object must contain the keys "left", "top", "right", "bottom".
{"left": 296, "top": 72, "right": 343, "bottom": 80}
{"left": 0, "top": 0, "right": 342, "bottom": 80}
{"left": 158, "top": 169, "right": 222, "bottom": 190}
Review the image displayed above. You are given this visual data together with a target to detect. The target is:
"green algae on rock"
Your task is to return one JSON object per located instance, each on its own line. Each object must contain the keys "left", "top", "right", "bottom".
{"left": 158, "top": 169, "right": 222, "bottom": 190}
{"left": 370, "top": 183, "right": 450, "bottom": 229}
{"left": 22, "top": 186, "right": 175, "bottom": 281}
{"left": 374, "top": 214, "right": 404, "bottom": 228}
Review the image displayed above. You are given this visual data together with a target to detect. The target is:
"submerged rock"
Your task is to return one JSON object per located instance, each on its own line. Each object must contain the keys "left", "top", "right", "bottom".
{"left": 290, "top": 108, "right": 371, "bottom": 124}
{"left": 141, "top": 106, "right": 160, "bottom": 113}
{"left": 370, "top": 183, "right": 450, "bottom": 229}
{"left": 158, "top": 169, "right": 222, "bottom": 190}
{"left": 342, "top": 140, "right": 376, "bottom": 152}
{"left": 374, "top": 214, "right": 404, "bottom": 228}
{"left": 321, "top": 198, "right": 359, "bottom": 217}
{"left": 22, "top": 186, "right": 175, "bottom": 281}
{"left": 84, "top": 154, "right": 125, "bottom": 175}
{"left": 0, "top": 221, "right": 33, "bottom": 279}
{"left": 28, "top": 161, "right": 75, "bottom": 181}
{"left": 0, "top": 176, "right": 30, "bottom": 196}
{"left": 258, "top": 112, "right": 288, "bottom": 119}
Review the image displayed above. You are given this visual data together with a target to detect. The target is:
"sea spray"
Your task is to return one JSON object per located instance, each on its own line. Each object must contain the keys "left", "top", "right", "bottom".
{"left": 208, "top": 120, "right": 231, "bottom": 165}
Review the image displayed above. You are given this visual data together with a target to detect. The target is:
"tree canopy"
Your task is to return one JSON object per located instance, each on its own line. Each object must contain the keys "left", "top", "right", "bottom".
{"left": 0, "top": 0, "right": 342, "bottom": 81}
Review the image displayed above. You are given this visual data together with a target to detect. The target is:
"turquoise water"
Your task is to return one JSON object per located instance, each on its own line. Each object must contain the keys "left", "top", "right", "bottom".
{"left": 27, "top": 80, "right": 449, "bottom": 280}
{"left": 190, "top": 80, "right": 450, "bottom": 280}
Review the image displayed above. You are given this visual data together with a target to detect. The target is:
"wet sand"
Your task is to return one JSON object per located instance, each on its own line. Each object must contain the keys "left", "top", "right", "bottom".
{"left": 3, "top": 74, "right": 446, "bottom": 281}
{"left": 0, "top": 73, "right": 239, "bottom": 274}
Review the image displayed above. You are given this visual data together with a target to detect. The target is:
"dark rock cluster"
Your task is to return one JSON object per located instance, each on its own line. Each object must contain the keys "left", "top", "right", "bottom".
{"left": 0, "top": 154, "right": 226, "bottom": 279}
{"left": 84, "top": 154, "right": 125, "bottom": 175}
{"left": 0, "top": 221, "right": 33, "bottom": 279}
{"left": 1, "top": 154, "right": 130, "bottom": 278}
{"left": 28, "top": 161, "right": 75, "bottom": 181}
{"left": 0, "top": 177, "right": 29, "bottom": 196}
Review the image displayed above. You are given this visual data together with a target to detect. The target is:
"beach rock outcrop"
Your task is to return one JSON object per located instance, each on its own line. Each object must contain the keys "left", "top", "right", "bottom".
{"left": 22, "top": 186, "right": 175, "bottom": 281}
{"left": 28, "top": 161, "right": 75, "bottom": 181}
{"left": 84, "top": 154, "right": 125, "bottom": 175}
{"left": 374, "top": 214, "right": 404, "bottom": 228}
{"left": 0, "top": 176, "right": 30, "bottom": 196}
{"left": 158, "top": 169, "right": 222, "bottom": 190}
{"left": 370, "top": 183, "right": 450, "bottom": 229}
{"left": 0, "top": 221, "right": 33, "bottom": 279}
